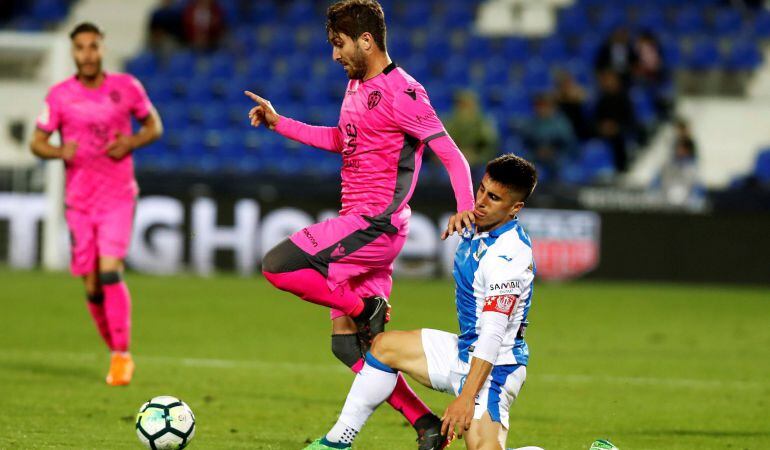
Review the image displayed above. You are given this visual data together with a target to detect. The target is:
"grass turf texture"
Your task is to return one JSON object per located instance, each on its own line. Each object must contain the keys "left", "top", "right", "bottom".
{"left": 0, "top": 269, "right": 768, "bottom": 450}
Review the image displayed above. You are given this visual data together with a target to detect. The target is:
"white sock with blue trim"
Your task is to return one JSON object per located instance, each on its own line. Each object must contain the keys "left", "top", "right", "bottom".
{"left": 325, "top": 352, "right": 398, "bottom": 445}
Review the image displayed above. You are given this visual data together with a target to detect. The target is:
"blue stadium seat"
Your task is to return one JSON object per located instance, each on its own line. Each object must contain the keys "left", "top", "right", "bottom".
{"left": 750, "top": 10, "right": 770, "bottom": 39}
{"left": 632, "top": 7, "right": 666, "bottom": 32}
{"left": 156, "top": 101, "right": 187, "bottom": 131}
{"left": 144, "top": 77, "right": 175, "bottom": 103}
{"left": 126, "top": 52, "right": 158, "bottom": 79}
{"left": 536, "top": 37, "right": 569, "bottom": 64}
{"left": 559, "top": 8, "right": 591, "bottom": 35}
{"left": 483, "top": 57, "right": 512, "bottom": 84}
{"left": 519, "top": 60, "right": 553, "bottom": 93}
{"left": 712, "top": 8, "right": 745, "bottom": 37}
{"left": 725, "top": 40, "right": 763, "bottom": 71}
{"left": 198, "top": 53, "right": 234, "bottom": 78}
{"left": 671, "top": 7, "right": 706, "bottom": 36}
{"left": 685, "top": 39, "right": 720, "bottom": 71}
{"left": 754, "top": 149, "right": 770, "bottom": 183}
{"left": 580, "top": 139, "right": 615, "bottom": 181}
{"left": 201, "top": 103, "right": 231, "bottom": 131}
{"left": 164, "top": 51, "right": 196, "bottom": 77}
{"left": 182, "top": 77, "right": 214, "bottom": 102}
{"left": 593, "top": 6, "right": 625, "bottom": 33}
{"left": 285, "top": 1, "right": 315, "bottom": 26}
{"left": 30, "top": 0, "right": 68, "bottom": 22}
{"left": 629, "top": 87, "right": 657, "bottom": 126}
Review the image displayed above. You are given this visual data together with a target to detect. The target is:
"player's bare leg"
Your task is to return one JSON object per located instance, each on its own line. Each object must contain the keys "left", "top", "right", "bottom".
{"left": 463, "top": 412, "right": 508, "bottom": 450}
{"left": 100, "top": 256, "right": 134, "bottom": 386}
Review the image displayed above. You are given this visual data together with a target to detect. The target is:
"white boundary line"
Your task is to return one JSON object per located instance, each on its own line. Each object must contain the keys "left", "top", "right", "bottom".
{"left": 0, "top": 349, "right": 765, "bottom": 391}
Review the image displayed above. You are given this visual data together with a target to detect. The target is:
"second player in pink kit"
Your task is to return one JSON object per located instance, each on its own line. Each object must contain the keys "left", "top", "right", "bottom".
{"left": 30, "top": 23, "right": 162, "bottom": 386}
{"left": 247, "top": 2, "right": 475, "bottom": 448}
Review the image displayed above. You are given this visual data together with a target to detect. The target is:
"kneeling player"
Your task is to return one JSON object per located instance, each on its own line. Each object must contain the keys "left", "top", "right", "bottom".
{"left": 306, "top": 155, "right": 539, "bottom": 450}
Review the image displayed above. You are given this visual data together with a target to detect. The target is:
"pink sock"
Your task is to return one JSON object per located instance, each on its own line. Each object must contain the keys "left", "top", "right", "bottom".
{"left": 86, "top": 294, "right": 112, "bottom": 349}
{"left": 264, "top": 269, "right": 365, "bottom": 316}
{"left": 102, "top": 280, "right": 132, "bottom": 352}
{"left": 350, "top": 357, "right": 432, "bottom": 426}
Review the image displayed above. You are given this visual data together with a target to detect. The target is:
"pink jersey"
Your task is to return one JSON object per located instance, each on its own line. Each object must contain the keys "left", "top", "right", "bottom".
{"left": 275, "top": 62, "right": 474, "bottom": 228}
{"left": 36, "top": 72, "right": 153, "bottom": 210}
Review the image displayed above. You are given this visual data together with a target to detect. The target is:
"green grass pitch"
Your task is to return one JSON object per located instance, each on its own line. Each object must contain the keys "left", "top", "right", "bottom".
{"left": 0, "top": 269, "right": 768, "bottom": 449}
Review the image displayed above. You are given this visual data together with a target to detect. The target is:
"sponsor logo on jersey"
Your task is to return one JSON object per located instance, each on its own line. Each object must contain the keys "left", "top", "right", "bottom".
{"left": 404, "top": 87, "right": 417, "bottom": 100}
{"left": 367, "top": 91, "right": 382, "bottom": 110}
{"left": 483, "top": 294, "right": 518, "bottom": 316}
{"left": 415, "top": 110, "right": 437, "bottom": 124}
{"left": 473, "top": 240, "right": 488, "bottom": 261}
{"left": 302, "top": 228, "right": 318, "bottom": 247}
{"left": 488, "top": 280, "right": 521, "bottom": 293}
{"left": 498, "top": 255, "right": 512, "bottom": 262}
{"left": 331, "top": 243, "right": 346, "bottom": 259}
{"left": 343, "top": 123, "right": 358, "bottom": 156}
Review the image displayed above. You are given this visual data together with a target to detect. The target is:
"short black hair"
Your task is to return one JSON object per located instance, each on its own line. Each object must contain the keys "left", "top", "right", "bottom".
{"left": 485, "top": 154, "right": 538, "bottom": 202}
{"left": 326, "top": 0, "right": 387, "bottom": 51}
{"left": 69, "top": 22, "right": 103, "bottom": 40}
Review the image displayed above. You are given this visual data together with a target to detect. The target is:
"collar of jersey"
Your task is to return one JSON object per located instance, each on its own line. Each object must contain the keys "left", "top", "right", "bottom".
{"left": 361, "top": 61, "right": 398, "bottom": 84}
{"left": 465, "top": 217, "right": 519, "bottom": 240}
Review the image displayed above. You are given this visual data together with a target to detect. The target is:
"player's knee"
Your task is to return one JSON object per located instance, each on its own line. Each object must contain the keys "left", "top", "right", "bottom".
{"left": 370, "top": 332, "right": 395, "bottom": 364}
{"left": 467, "top": 436, "right": 503, "bottom": 450}
{"left": 331, "top": 334, "right": 363, "bottom": 368}
{"left": 262, "top": 239, "right": 306, "bottom": 274}
{"left": 261, "top": 247, "right": 282, "bottom": 275}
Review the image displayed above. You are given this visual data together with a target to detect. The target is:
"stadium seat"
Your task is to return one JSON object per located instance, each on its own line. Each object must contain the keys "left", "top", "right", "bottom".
{"left": 724, "top": 40, "right": 763, "bottom": 72}
{"left": 754, "top": 149, "right": 770, "bottom": 183}
{"left": 629, "top": 87, "right": 657, "bottom": 126}
{"left": 712, "top": 8, "right": 745, "bottom": 37}
{"left": 580, "top": 139, "right": 615, "bottom": 181}
{"left": 750, "top": 10, "right": 770, "bottom": 39}
{"left": 671, "top": 7, "right": 706, "bottom": 36}
{"left": 164, "top": 51, "right": 196, "bottom": 77}
{"left": 126, "top": 52, "right": 158, "bottom": 80}
{"left": 685, "top": 39, "right": 721, "bottom": 71}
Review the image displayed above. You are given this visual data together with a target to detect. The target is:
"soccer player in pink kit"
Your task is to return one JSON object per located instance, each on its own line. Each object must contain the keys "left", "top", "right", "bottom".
{"left": 29, "top": 23, "right": 163, "bottom": 386}
{"left": 246, "top": 1, "right": 474, "bottom": 448}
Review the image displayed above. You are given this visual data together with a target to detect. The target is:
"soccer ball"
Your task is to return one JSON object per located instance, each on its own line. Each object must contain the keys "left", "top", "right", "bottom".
{"left": 135, "top": 395, "right": 196, "bottom": 449}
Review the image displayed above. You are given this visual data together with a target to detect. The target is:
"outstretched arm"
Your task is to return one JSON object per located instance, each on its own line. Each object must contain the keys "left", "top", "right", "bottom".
{"left": 392, "top": 84, "right": 475, "bottom": 233}
{"left": 245, "top": 91, "right": 343, "bottom": 153}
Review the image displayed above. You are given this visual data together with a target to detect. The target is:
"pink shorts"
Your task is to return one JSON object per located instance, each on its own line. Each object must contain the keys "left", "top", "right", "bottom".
{"left": 289, "top": 214, "right": 408, "bottom": 320}
{"left": 65, "top": 200, "right": 136, "bottom": 276}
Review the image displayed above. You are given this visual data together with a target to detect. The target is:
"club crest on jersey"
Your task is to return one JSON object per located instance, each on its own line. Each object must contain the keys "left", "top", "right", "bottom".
{"left": 483, "top": 295, "right": 518, "bottom": 316}
{"left": 109, "top": 90, "right": 121, "bottom": 103}
{"left": 367, "top": 91, "right": 382, "bottom": 110}
{"left": 473, "top": 240, "right": 488, "bottom": 261}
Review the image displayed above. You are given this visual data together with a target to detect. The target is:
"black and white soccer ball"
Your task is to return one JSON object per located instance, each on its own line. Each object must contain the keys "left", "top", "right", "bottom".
{"left": 135, "top": 395, "right": 196, "bottom": 449}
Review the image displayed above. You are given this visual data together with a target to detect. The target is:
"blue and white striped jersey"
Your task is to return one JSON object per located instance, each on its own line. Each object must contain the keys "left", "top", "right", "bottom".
{"left": 453, "top": 217, "right": 535, "bottom": 365}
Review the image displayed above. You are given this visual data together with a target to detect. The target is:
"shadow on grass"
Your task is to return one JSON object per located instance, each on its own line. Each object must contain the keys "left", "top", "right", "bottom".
{"left": 0, "top": 360, "right": 100, "bottom": 380}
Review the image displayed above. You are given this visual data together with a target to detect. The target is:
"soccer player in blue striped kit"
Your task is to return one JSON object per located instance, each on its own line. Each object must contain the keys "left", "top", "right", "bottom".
{"left": 306, "top": 154, "right": 544, "bottom": 450}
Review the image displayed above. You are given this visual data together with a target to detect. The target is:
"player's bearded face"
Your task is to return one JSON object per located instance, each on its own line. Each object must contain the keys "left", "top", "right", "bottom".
{"left": 330, "top": 32, "right": 368, "bottom": 80}
{"left": 474, "top": 175, "right": 525, "bottom": 232}
{"left": 72, "top": 32, "right": 103, "bottom": 79}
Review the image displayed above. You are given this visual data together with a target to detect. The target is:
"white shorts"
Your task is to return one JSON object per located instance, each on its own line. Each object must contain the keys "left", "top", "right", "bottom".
{"left": 421, "top": 329, "right": 526, "bottom": 428}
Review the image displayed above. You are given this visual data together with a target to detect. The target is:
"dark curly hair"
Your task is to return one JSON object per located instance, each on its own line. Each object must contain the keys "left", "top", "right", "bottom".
{"left": 486, "top": 154, "right": 538, "bottom": 202}
{"left": 69, "top": 22, "right": 103, "bottom": 40}
{"left": 326, "top": 0, "right": 387, "bottom": 51}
